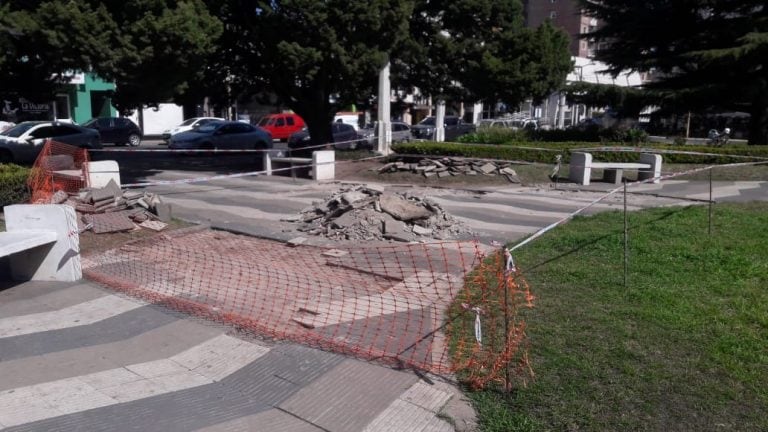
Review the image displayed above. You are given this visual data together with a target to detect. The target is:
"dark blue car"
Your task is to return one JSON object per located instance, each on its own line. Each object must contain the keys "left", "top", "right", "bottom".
{"left": 169, "top": 121, "right": 272, "bottom": 150}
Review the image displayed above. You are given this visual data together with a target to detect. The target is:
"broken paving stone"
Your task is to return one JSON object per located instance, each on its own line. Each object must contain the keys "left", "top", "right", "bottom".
{"left": 139, "top": 220, "right": 167, "bottom": 231}
{"left": 437, "top": 170, "right": 451, "bottom": 178}
{"left": 287, "top": 236, "right": 308, "bottom": 246}
{"left": 89, "top": 211, "right": 136, "bottom": 234}
{"left": 322, "top": 249, "right": 349, "bottom": 257}
{"left": 478, "top": 163, "right": 497, "bottom": 174}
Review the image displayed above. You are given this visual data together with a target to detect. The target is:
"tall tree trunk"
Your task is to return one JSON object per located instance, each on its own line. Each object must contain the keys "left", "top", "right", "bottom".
{"left": 290, "top": 89, "right": 335, "bottom": 153}
{"left": 748, "top": 83, "right": 768, "bottom": 145}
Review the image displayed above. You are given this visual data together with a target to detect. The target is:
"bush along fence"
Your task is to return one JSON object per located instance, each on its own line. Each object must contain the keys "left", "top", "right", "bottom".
{"left": 0, "top": 164, "right": 31, "bottom": 207}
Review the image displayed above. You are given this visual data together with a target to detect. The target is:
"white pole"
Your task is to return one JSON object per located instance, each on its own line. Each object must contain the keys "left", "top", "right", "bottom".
{"left": 472, "top": 102, "right": 483, "bottom": 124}
{"left": 377, "top": 61, "right": 392, "bottom": 154}
{"left": 435, "top": 100, "right": 446, "bottom": 142}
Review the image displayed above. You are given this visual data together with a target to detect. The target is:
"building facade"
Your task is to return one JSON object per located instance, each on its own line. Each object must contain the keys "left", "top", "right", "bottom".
{"left": 1, "top": 73, "right": 116, "bottom": 124}
{"left": 523, "top": 0, "right": 598, "bottom": 58}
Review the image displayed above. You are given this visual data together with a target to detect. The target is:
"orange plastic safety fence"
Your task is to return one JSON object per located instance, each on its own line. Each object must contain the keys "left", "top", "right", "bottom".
{"left": 28, "top": 140, "right": 90, "bottom": 203}
{"left": 446, "top": 250, "right": 535, "bottom": 390}
{"left": 82, "top": 228, "right": 533, "bottom": 384}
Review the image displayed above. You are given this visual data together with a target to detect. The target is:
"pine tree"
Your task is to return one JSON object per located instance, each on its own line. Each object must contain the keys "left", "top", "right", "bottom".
{"left": 581, "top": 1, "right": 768, "bottom": 144}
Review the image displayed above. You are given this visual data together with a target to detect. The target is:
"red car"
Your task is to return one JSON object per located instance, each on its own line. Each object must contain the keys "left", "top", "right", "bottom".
{"left": 257, "top": 113, "right": 305, "bottom": 141}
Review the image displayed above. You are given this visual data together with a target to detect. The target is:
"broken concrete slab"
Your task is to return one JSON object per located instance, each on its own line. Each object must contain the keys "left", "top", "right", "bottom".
{"left": 341, "top": 191, "right": 368, "bottom": 205}
{"left": 153, "top": 202, "right": 172, "bottom": 222}
{"left": 412, "top": 225, "right": 433, "bottom": 236}
{"left": 379, "top": 194, "right": 432, "bottom": 222}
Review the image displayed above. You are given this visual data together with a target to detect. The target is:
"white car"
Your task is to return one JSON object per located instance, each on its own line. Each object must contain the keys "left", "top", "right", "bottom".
{"left": 162, "top": 117, "right": 224, "bottom": 142}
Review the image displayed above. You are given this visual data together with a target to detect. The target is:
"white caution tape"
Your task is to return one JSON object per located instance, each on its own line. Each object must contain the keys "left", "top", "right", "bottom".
{"left": 572, "top": 146, "right": 768, "bottom": 160}
{"left": 508, "top": 159, "right": 768, "bottom": 253}
{"left": 120, "top": 153, "right": 388, "bottom": 188}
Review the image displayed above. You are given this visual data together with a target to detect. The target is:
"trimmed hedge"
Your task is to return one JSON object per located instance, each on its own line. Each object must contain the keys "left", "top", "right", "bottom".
{"left": 0, "top": 164, "right": 31, "bottom": 207}
{"left": 457, "top": 128, "right": 529, "bottom": 144}
{"left": 393, "top": 141, "right": 768, "bottom": 164}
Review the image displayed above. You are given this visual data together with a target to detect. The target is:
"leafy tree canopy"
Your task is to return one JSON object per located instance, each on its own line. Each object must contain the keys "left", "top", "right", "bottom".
{"left": 207, "top": 0, "right": 414, "bottom": 145}
{"left": 395, "top": 0, "right": 572, "bottom": 109}
{"left": 581, "top": 0, "right": 768, "bottom": 144}
{"left": 0, "top": 1, "right": 222, "bottom": 113}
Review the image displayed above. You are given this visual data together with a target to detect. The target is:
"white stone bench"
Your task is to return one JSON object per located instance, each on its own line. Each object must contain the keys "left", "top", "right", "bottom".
{"left": 0, "top": 204, "right": 81, "bottom": 281}
{"left": 569, "top": 152, "right": 662, "bottom": 186}
{"left": 263, "top": 150, "right": 335, "bottom": 181}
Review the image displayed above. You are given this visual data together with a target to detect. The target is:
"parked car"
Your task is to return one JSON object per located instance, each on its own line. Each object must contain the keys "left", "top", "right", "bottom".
{"left": 162, "top": 117, "right": 224, "bottom": 142}
{"left": 333, "top": 112, "right": 362, "bottom": 130}
{"left": 287, "top": 122, "right": 362, "bottom": 151}
{"left": 82, "top": 117, "right": 142, "bottom": 146}
{"left": 357, "top": 122, "right": 411, "bottom": 148}
{"left": 478, "top": 119, "right": 514, "bottom": 129}
{"left": 411, "top": 116, "right": 476, "bottom": 141}
{"left": 0, "top": 121, "right": 101, "bottom": 164}
{"left": 168, "top": 120, "right": 272, "bottom": 151}
{"left": 257, "top": 113, "right": 305, "bottom": 141}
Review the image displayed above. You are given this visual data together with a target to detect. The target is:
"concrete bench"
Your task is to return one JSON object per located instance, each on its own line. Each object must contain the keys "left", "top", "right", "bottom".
{"left": 263, "top": 150, "right": 335, "bottom": 181}
{"left": 569, "top": 152, "right": 662, "bottom": 186}
{"left": 0, "top": 204, "right": 81, "bottom": 281}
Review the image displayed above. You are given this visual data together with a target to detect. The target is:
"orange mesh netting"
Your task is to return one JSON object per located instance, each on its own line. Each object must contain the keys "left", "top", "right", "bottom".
{"left": 28, "top": 140, "right": 89, "bottom": 203}
{"left": 83, "top": 228, "right": 533, "bottom": 386}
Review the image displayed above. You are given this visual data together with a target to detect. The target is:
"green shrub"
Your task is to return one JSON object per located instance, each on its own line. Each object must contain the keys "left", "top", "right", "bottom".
{"left": 458, "top": 128, "right": 530, "bottom": 144}
{"left": 393, "top": 141, "right": 768, "bottom": 165}
{"left": 0, "top": 164, "right": 31, "bottom": 207}
{"left": 532, "top": 127, "right": 601, "bottom": 142}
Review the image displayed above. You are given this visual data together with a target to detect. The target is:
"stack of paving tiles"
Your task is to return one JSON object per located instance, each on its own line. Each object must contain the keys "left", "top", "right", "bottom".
{"left": 48, "top": 179, "right": 172, "bottom": 234}
{"left": 289, "top": 185, "right": 471, "bottom": 242}
{"left": 378, "top": 157, "right": 522, "bottom": 182}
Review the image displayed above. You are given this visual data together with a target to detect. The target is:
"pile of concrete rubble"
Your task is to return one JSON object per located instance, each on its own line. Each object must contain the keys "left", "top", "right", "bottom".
{"left": 48, "top": 179, "right": 172, "bottom": 234}
{"left": 378, "top": 157, "right": 521, "bottom": 182}
{"left": 288, "top": 185, "right": 471, "bottom": 242}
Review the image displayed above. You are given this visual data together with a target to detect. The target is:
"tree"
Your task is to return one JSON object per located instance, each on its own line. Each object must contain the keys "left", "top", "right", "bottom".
{"left": 207, "top": 0, "right": 414, "bottom": 146}
{"left": 0, "top": 1, "right": 222, "bottom": 114}
{"left": 581, "top": 1, "right": 768, "bottom": 145}
{"left": 93, "top": 1, "right": 223, "bottom": 113}
{"left": 0, "top": 2, "right": 117, "bottom": 102}
{"left": 394, "top": 0, "right": 572, "bottom": 113}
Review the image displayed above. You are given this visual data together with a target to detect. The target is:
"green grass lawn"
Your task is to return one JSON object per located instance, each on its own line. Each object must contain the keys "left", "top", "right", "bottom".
{"left": 463, "top": 202, "right": 768, "bottom": 431}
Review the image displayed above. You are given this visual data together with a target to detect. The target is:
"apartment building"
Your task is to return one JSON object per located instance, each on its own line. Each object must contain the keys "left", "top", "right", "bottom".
{"left": 523, "top": 0, "right": 598, "bottom": 58}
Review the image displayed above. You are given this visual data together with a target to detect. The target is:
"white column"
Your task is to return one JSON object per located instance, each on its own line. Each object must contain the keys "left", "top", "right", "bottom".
{"left": 557, "top": 93, "right": 566, "bottom": 129}
{"left": 472, "top": 102, "right": 483, "bottom": 124}
{"left": 377, "top": 61, "right": 392, "bottom": 154}
{"left": 435, "top": 100, "right": 446, "bottom": 142}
